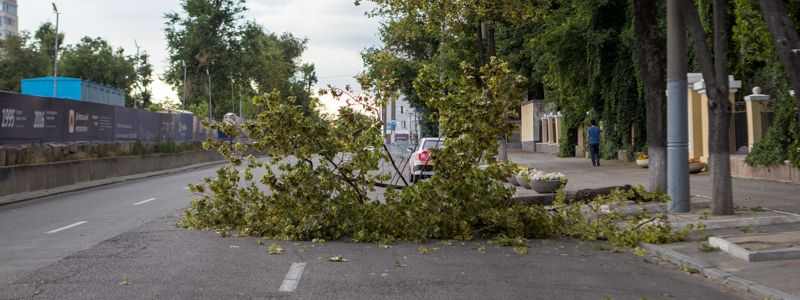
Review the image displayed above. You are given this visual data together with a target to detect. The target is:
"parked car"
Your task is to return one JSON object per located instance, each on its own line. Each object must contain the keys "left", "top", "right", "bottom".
{"left": 408, "top": 138, "right": 445, "bottom": 183}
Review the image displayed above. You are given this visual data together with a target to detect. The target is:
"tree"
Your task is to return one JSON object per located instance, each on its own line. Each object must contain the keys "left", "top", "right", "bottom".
{"left": 683, "top": 0, "right": 734, "bottom": 215}
{"left": 59, "top": 37, "right": 139, "bottom": 100}
{"left": 164, "top": 0, "right": 311, "bottom": 118}
{"left": 0, "top": 33, "right": 50, "bottom": 92}
{"left": 759, "top": 0, "right": 800, "bottom": 128}
{"left": 633, "top": 0, "right": 668, "bottom": 193}
{"left": 33, "top": 22, "right": 64, "bottom": 74}
{"left": 300, "top": 63, "right": 317, "bottom": 93}
{"left": 130, "top": 44, "right": 154, "bottom": 108}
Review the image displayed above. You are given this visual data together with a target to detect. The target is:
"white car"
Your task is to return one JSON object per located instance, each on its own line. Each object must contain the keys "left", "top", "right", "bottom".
{"left": 408, "top": 138, "right": 444, "bottom": 183}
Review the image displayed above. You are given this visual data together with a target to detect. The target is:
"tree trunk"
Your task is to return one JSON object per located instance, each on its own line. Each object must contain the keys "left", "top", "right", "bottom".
{"left": 759, "top": 0, "right": 800, "bottom": 128}
{"left": 683, "top": 0, "right": 734, "bottom": 215}
{"left": 633, "top": 0, "right": 668, "bottom": 193}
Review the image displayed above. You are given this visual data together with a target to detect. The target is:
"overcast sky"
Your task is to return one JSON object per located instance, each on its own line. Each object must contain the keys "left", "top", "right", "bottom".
{"left": 18, "top": 0, "right": 382, "bottom": 112}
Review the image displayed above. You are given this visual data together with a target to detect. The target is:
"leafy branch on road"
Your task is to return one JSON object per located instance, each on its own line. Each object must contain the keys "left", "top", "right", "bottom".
{"left": 180, "top": 59, "right": 692, "bottom": 249}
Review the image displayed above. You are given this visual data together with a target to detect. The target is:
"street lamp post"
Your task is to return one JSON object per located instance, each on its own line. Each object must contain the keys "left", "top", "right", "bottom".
{"left": 182, "top": 61, "right": 187, "bottom": 110}
{"left": 52, "top": 3, "right": 59, "bottom": 97}
{"left": 667, "top": 0, "right": 690, "bottom": 212}
{"left": 206, "top": 65, "right": 213, "bottom": 120}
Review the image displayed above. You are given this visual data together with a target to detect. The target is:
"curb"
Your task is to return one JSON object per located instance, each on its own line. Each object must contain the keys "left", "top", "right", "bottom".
{"left": 670, "top": 214, "right": 800, "bottom": 230}
{"left": 640, "top": 243, "right": 800, "bottom": 300}
{"left": 0, "top": 160, "right": 226, "bottom": 207}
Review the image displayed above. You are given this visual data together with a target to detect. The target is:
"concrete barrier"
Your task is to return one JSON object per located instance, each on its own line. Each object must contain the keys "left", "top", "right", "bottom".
{"left": 0, "top": 150, "right": 223, "bottom": 196}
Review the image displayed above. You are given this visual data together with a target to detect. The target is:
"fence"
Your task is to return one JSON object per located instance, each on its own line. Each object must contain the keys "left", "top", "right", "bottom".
{"left": 0, "top": 92, "right": 215, "bottom": 145}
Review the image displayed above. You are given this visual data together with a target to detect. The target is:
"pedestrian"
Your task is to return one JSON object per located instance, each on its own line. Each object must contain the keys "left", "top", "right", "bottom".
{"left": 588, "top": 121, "right": 602, "bottom": 167}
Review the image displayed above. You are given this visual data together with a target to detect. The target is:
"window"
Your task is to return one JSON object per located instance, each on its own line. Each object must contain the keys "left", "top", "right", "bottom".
{"left": 0, "top": 3, "right": 15, "bottom": 14}
{"left": 0, "top": 16, "right": 14, "bottom": 26}
{"left": 400, "top": 106, "right": 404, "bottom": 114}
{"left": 401, "top": 121, "right": 406, "bottom": 129}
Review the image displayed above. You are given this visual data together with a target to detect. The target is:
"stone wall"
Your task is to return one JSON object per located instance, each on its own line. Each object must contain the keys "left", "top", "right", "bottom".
{"left": 730, "top": 155, "right": 800, "bottom": 184}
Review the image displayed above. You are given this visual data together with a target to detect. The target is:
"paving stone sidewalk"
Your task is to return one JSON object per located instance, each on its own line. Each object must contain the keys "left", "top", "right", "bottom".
{"left": 508, "top": 150, "right": 800, "bottom": 300}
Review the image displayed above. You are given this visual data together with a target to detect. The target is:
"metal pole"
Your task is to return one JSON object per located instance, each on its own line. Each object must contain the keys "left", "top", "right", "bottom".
{"left": 52, "top": 3, "right": 59, "bottom": 97}
{"left": 182, "top": 61, "right": 187, "bottom": 110}
{"left": 238, "top": 78, "right": 242, "bottom": 117}
{"left": 206, "top": 65, "right": 213, "bottom": 120}
{"left": 667, "top": 0, "right": 690, "bottom": 213}
{"left": 230, "top": 75, "right": 234, "bottom": 115}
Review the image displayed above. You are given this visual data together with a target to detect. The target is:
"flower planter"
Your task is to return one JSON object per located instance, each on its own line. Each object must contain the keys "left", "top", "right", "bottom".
{"left": 689, "top": 162, "right": 706, "bottom": 174}
{"left": 515, "top": 175, "right": 529, "bottom": 188}
{"left": 530, "top": 179, "right": 566, "bottom": 194}
{"left": 521, "top": 177, "right": 533, "bottom": 189}
{"left": 635, "top": 159, "right": 649, "bottom": 168}
{"left": 508, "top": 176, "right": 520, "bottom": 186}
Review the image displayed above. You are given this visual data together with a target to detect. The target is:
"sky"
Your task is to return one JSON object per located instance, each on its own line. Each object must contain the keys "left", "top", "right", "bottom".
{"left": 17, "top": 0, "right": 383, "bottom": 113}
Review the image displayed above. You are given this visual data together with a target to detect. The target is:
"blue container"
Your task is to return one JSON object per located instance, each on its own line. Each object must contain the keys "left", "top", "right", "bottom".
{"left": 21, "top": 77, "right": 125, "bottom": 107}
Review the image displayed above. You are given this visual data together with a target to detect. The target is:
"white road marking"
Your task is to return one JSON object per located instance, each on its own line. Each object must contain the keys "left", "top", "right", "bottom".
{"left": 183, "top": 187, "right": 190, "bottom": 190}
{"left": 133, "top": 198, "right": 157, "bottom": 206}
{"left": 278, "top": 262, "right": 307, "bottom": 292}
{"left": 46, "top": 221, "right": 87, "bottom": 234}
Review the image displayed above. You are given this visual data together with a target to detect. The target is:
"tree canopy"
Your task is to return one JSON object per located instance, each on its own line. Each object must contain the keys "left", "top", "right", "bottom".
{"left": 163, "top": 0, "right": 314, "bottom": 119}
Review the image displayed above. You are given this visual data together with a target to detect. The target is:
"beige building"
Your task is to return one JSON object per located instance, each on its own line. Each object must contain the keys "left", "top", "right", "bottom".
{"left": 0, "top": 0, "right": 17, "bottom": 40}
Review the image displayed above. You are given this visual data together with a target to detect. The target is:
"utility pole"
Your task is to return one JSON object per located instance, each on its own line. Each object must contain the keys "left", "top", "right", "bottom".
{"left": 51, "top": 3, "right": 59, "bottom": 97}
{"left": 134, "top": 41, "right": 140, "bottom": 109}
{"left": 667, "top": 0, "right": 690, "bottom": 213}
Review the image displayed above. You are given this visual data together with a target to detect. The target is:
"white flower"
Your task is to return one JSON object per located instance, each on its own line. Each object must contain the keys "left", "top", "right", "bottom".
{"left": 529, "top": 171, "right": 567, "bottom": 181}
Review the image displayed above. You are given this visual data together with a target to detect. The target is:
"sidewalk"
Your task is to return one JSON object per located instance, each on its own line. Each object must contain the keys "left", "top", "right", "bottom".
{"left": 508, "top": 149, "right": 800, "bottom": 300}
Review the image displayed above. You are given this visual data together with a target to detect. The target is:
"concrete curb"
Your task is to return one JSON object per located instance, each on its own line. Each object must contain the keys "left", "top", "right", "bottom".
{"left": 640, "top": 243, "right": 800, "bottom": 300}
{"left": 709, "top": 233, "right": 800, "bottom": 262}
{"left": 671, "top": 214, "right": 800, "bottom": 230}
{"left": 0, "top": 160, "right": 226, "bottom": 207}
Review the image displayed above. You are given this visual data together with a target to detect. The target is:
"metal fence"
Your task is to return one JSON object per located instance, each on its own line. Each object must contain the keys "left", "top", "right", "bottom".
{"left": 733, "top": 110, "right": 749, "bottom": 154}
{"left": 0, "top": 92, "right": 214, "bottom": 145}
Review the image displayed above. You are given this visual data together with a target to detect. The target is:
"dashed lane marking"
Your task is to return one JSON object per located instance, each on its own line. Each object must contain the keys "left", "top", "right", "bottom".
{"left": 46, "top": 221, "right": 87, "bottom": 234}
{"left": 133, "top": 198, "right": 157, "bottom": 206}
{"left": 278, "top": 262, "right": 307, "bottom": 292}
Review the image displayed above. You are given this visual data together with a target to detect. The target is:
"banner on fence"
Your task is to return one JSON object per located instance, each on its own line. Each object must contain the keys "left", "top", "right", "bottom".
{"left": 62, "top": 100, "right": 114, "bottom": 142}
{"left": 0, "top": 93, "right": 65, "bottom": 145}
{"left": 113, "top": 107, "right": 160, "bottom": 142}
{"left": 0, "top": 92, "right": 217, "bottom": 145}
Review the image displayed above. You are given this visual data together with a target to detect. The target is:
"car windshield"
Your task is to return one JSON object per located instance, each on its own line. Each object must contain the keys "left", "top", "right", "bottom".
{"left": 421, "top": 140, "right": 444, "bottom": 150}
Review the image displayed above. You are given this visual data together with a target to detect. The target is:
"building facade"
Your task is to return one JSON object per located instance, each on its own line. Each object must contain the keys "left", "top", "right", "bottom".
{"left": 0, "top": 0, "right": 17, "bottom": 40}
{"left": 382, "top": 97, "right": 419, "bottom": 144}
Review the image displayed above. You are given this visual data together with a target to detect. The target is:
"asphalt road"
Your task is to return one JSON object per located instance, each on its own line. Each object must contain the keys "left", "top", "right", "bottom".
{"left": 0, "top": 156, "right": 755, "bottom": 299}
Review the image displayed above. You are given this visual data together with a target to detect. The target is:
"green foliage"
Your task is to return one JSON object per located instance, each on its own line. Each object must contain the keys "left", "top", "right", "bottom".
{"left": 181, "top": 67, "right": 693, "bottom": 250}
{"left": 735, "top": 0, "right": 800, "bottom": 167}
{"left": 180, "top": 1, "right": 694, "bottom": 248}
{"left": 163, "top": 0, "right": 313, "bottom": 118}
{"left": 267, "top": 243, "right": 284, "bottom": 254}
{"left": 0, "top": 33, "right": 50, "bottom": 92}
{"left": 59, "top": 37, "right": 149, "bottom": 106}
{"left": 699, "top": 243, "right": 719, "bottom": 252}
{"left": 0, "top": 22, "right": 152, "bottom": 106}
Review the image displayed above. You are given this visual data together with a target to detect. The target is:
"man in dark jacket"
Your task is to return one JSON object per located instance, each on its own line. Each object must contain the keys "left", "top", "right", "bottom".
{"left": 588, "top": 121, "right": 602, "bottom": 167}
